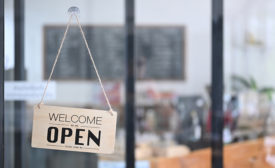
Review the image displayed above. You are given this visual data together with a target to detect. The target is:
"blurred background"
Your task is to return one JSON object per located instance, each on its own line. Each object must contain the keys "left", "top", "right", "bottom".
{"left": 3, "top": 0, "right": 275, "bottom": 167}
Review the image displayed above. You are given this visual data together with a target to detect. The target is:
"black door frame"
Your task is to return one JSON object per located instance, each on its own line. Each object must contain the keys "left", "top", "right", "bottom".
{"left": 14, "top": 0, "right": 25, "bottom": 167}
{"left": 0, "top": 0, "right": 5, "bottom": 166}
{"left": 0, "top": 0, "right": 224, "bottom": 167}
{"left": 125, "top": 0, "right": 136, "bottom": 168}
{"left": 211, "top": 0, "right": 224, "bottom": 168}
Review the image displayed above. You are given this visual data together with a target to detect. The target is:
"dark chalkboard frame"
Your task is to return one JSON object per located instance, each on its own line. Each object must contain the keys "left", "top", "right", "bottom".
{"left": 43, "top": 25, "right": 186, "bottom": 81}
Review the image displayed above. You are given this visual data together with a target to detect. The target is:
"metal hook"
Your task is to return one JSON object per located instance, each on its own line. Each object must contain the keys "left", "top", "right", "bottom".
{"left": 68, "top": 6, "right": 80, "bottom": 15}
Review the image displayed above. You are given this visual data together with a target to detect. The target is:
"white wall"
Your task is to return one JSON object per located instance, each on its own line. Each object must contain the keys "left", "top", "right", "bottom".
{"left": 225, "top": 0, "right": 275, "bottom": 90}
{"left": 24, "top": 0, "right": 211, "bottom": 106}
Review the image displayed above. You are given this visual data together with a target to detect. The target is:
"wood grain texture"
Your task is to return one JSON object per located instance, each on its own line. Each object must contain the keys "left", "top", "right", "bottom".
{"left": 32, "top": 105, "right": 117, "bottom": 154}
{"left": 151, "top": 138, "right": 275, "bottom": 168}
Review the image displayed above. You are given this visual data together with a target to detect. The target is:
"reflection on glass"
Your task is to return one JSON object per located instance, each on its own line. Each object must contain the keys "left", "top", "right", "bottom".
{"left": 4, "top": 0, "right": 275, "bottom": 168}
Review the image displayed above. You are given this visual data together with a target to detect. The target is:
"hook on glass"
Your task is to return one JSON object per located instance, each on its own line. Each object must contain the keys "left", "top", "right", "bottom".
{"left": 68, "top": 6, "right": 80, "bottom": 15}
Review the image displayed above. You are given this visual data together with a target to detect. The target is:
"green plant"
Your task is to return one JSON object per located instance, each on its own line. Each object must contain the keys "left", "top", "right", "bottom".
{"left": 231, "top": 75, "right": 275, "bottom": 100}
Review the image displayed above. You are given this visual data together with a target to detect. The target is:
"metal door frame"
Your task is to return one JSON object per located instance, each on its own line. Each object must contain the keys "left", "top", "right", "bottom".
{"left": 0, "top": 0, "right": 5, "bottom": 167}
{"left": 211, "top": 0, "right": 224, "bottom": 167}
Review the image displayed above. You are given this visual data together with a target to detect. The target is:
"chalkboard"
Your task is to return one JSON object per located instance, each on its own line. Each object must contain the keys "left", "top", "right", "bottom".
{"left": 44, "top": 26, "right": 185, "bottom": 80}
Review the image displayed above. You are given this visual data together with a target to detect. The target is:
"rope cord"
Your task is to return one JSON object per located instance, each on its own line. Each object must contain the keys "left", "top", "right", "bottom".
{"left": 38, "top": 14, "right": 113, "bottom": 115}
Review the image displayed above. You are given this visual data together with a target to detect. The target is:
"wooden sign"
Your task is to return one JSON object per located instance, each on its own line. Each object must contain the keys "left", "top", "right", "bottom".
{"left": 32, "top": 105, "right": 117, "bottom": 154}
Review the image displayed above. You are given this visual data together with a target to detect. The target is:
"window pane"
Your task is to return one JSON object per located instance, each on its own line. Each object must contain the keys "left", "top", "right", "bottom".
{"left": 224, "top": 0, "right": 275, "bottom": 167}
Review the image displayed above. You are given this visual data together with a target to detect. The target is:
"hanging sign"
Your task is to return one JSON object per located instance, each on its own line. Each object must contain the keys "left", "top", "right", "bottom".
{"left": 32, "top": 7, "right": 118, "bottom": 154}
{"left": 32, "top": 105, "right": 117, "bottom": 154}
